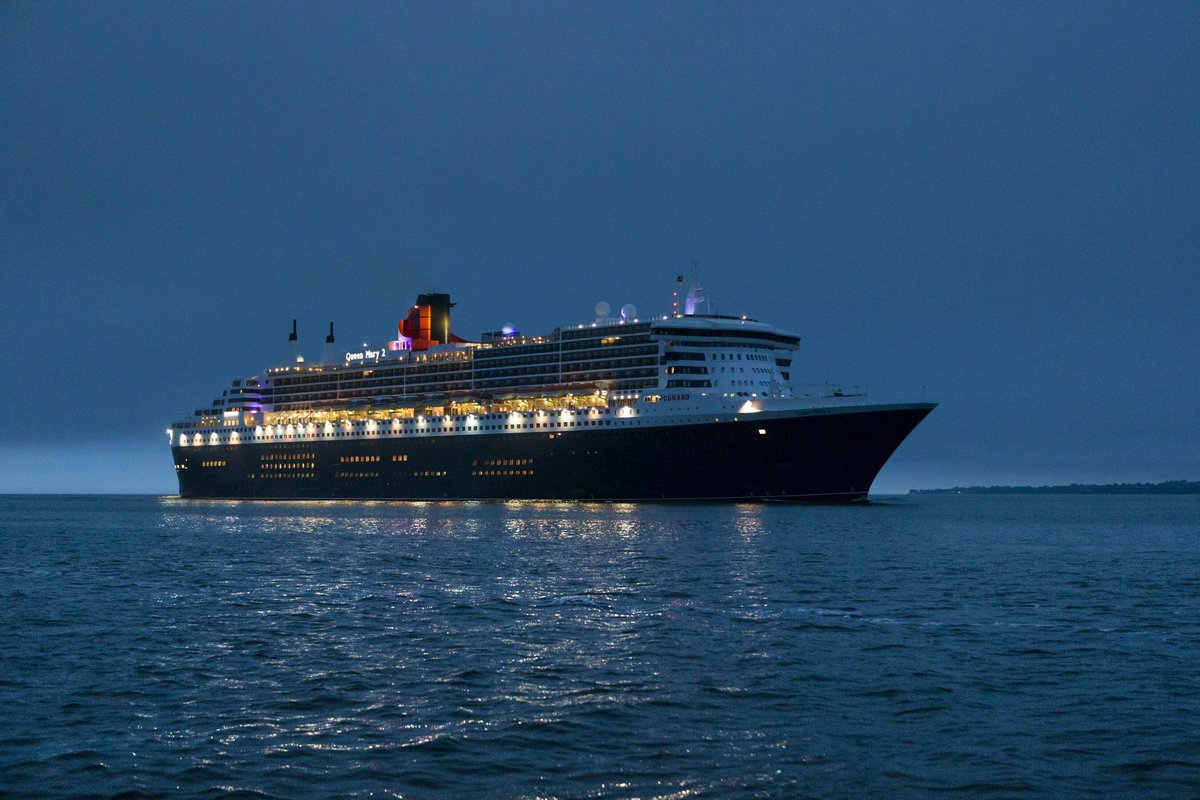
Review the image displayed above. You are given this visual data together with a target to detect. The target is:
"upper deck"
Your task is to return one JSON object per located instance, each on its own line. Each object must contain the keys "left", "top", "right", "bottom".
{"left": 171, "top": 294, "right": 811, "bottom": 435}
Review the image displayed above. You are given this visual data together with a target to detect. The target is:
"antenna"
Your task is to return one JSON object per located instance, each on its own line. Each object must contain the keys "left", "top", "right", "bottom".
{"left": 684, "top": 260, "right": 706, "bottom": 316}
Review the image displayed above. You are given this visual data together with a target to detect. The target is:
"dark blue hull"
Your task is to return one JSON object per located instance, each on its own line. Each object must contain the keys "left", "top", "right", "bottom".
{"left": 172, "top": 404, "right": 934, "bottom": 502}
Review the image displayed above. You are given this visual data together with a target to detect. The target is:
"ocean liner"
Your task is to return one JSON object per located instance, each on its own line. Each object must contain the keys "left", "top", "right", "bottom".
{"left": 168, "top": 283, "right": 934, "bottom": 501}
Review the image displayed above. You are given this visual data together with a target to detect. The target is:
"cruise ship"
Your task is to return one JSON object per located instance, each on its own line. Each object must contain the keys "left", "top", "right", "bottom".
{"left": 167, "top": 283, "right": 934, "bottom": 501}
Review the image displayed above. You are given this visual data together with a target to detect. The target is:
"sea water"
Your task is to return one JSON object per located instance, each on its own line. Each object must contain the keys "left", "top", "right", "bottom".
{"left": 1, "top": 494, "right": 1197, "bottom": 798}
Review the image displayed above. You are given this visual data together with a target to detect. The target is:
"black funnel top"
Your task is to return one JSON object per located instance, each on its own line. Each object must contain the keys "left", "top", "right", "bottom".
{"left": 417, "top": 293, "right": 455, "bottom": 345}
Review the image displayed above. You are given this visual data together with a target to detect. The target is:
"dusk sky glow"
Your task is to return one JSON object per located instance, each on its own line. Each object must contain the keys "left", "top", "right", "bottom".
{"left": 2, "top": 1, "right": 1197, "bottom": 494}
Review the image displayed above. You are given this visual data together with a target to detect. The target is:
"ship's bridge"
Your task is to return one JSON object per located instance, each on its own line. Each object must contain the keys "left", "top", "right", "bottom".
{"left": 650, "top": 314, "right": 801, "bottom": 347}
{"left": 652, "top": 314, "right": 800, "bottom": 397}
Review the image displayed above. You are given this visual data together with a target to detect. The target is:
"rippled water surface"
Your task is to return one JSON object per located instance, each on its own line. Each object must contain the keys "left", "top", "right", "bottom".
{"left": 1, "top": 494, "right": 1198, "bottom": 798}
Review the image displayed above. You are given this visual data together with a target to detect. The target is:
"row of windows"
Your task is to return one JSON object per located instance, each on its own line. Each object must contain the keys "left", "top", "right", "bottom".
{"left": 473, "top": 365, "right": 560, "bottom": 379}
{"left": 251, "top": 472, "right": 314, "bottom": 479}
{"left": 474, "top": 458, "right": 534, "bottom": 466}
{"left": 478, "top": 420, "right": 610, "bottom": 430}
{"left": 561, "top": 350, "right": 659, "bottom": 367}
{"left": 338, "top": 409, "right": 621, "bottom": 426}
{"left": 474, "top": 353, "right": 559, "bottom": 369}
{"left": 482, "top": 376, "right": 657, "bottom": 393}
{"left": 414, "top": 470, "right": 447, "bottom": 477}
{"left": 247, "top": 419, "right": 618, "bottom": 439}
{"left": 271, "top": 351, "right": 665, "bottom": 396}
{"left": 560, "top": 329, "right": 653, "bottom": 343}
{"left": 712, "top": 351, "right": 772, "bottom": 362}
{"left": 474, "top": 342, "right": 559, "bottom": 360}
{"left": 560, "top": 324, "right": 651, "bottom": 341}
{"left": 653, "top": 327, "right": 800, "bottom": 346}
{"left": 191, "top": 403, "right": 664, "bottom": 442}
{"left": 262, "top": 452, "right": 315, "bottom": 460}
{"left": 561, "top": 368, "right": 658, "bottom": 382}
{"left": 271, "top": 367, "right": 463, "bottom": 388}
{"left": 269, "top": 376, "right": 472, "bottom": 402}
{"left": 201, "top": 460, "right": 227, "bottom": 468}
{"left": 475, "top": 375, "right": 557, "bottom": 389}
{"left": 337, "top": 471, "right": 380, "bottom": 479}
{"left": 660, "top": 339, "right": 780, "bottom": 351}
{"left": 253, "top": 455, "right": 411, "bottom": 467}
{"left": 472, "top": 469, "right": 534, "bottom": 477}
{"left": 560, "top": 344, "right": 656, "bottom": 360}
{"left": 272, "top": 363, "right": 470, "bottom": 389}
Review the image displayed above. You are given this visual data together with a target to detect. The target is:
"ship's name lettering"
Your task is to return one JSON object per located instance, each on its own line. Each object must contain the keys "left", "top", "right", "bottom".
{"left": 345, "top": 349, "right": 382, "bottom": 362}
{"left": 661, "top": 393, "right": 691, "bottom": 402}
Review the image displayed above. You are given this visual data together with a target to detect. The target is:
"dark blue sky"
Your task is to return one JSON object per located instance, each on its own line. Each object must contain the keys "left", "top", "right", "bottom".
{"left": 3, "top": 1, "right": 1197, "bottom": 493}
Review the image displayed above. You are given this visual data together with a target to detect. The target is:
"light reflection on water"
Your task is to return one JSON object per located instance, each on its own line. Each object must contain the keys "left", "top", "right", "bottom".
{"left": 1, "top": 494, "right": 1198, "bottom": 798}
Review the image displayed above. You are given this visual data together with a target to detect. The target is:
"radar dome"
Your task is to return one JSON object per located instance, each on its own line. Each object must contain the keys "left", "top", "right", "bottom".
{"left": 620, "top": 303, "right": 637, "bottom": 320}
{"left": 595, "top": 301, "right": 611, "bottom": 318}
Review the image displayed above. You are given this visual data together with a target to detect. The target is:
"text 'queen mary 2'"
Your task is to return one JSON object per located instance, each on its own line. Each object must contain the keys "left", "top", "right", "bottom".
{"left": 168, "top": 284, "right": 934, "bottom": 501}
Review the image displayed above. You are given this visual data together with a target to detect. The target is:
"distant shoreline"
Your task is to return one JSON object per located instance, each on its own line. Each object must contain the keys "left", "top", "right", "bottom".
{"left": 911, "top": 480, "right": 1200, "bottom": 495}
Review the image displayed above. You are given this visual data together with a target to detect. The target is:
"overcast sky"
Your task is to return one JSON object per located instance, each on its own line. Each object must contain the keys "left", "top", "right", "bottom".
{"left": 2, "top": 1, "right": 1197, "bottom": 493}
